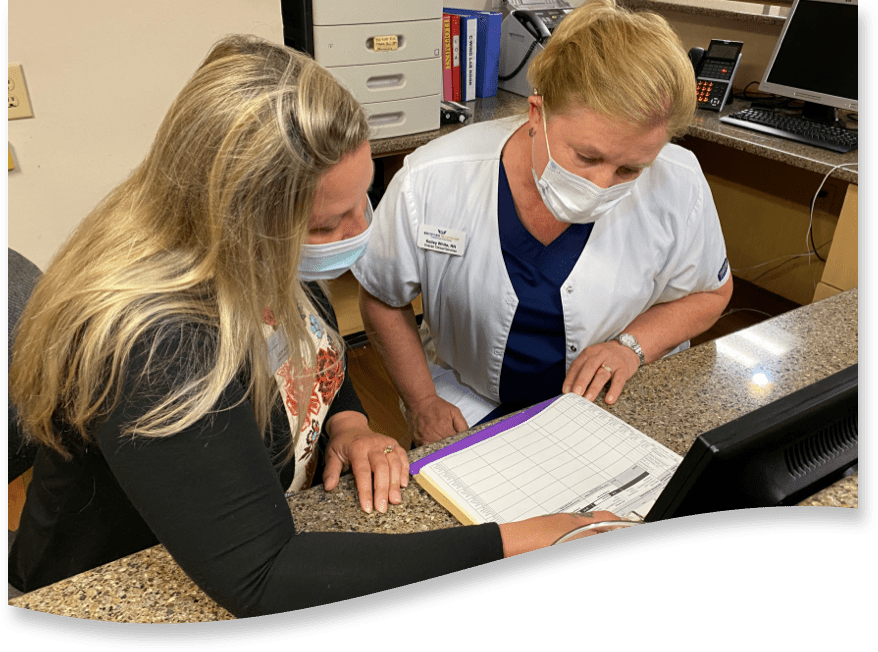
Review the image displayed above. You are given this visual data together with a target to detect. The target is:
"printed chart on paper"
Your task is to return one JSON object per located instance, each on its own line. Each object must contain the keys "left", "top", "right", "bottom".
{"left": 420, "top": 394, "right": 683, "bottom": 524}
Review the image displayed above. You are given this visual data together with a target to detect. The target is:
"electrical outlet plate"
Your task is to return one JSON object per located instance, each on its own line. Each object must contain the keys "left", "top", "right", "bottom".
{"left": 9, "top": 64, "right": 34, "bottom": 120}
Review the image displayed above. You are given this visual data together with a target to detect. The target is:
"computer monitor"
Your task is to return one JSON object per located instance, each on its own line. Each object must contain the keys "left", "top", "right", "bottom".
{"left": 645, "top": 364, "right": 858, "bottom": 522}
{"left": 758, "top": 0, "right": 858, "bottom": 124}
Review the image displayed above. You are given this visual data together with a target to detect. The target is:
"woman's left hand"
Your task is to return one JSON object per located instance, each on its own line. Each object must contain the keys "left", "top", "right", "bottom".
{"left": 323, "top": 411, "right": 410, "bottom": 514}
{"left": 562, "top": 340, "right": 641, "bottom": 405}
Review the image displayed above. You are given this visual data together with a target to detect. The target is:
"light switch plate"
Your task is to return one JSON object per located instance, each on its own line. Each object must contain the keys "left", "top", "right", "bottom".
{"left": 9, "top": 64, "right": 34, "bottom": 120}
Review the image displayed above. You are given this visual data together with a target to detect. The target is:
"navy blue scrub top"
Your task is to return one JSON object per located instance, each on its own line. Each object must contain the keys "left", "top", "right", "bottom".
{"left": 478, "top": 159, "right": 593, "bottom": 424}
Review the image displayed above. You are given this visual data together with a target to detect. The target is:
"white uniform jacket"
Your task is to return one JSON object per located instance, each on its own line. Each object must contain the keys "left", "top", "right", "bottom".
{"left": 353, "top": 116, "right": 730, "bottom": 424}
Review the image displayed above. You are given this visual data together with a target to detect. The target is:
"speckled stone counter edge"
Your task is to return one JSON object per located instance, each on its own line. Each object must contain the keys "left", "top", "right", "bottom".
{"left": 621, "top": 0, "right": 787, "bottom": 26}
{"left": 9, "top": 289, "right": 859, "bottom": 622}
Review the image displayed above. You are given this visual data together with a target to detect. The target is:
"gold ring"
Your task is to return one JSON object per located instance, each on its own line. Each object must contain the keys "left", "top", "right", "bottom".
{"left": 383, "top": 445, "right": 394, "bottom": 454}
{"left": 601, "top": 364, "right": 613, "bottom": 374}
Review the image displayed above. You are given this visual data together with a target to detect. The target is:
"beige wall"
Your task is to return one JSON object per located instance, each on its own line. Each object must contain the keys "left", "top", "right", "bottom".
{"left": 656, "top": 9, "right": 784, "bottom": 91}
{"left": 6, "top": 0, "right": 786, "bottom": 272}
{"left": 7, "top": 0, "right": 284, "bottom": 270}
{"left": 454, "top": 1, "right": 502, "bottom": 10}
{"left": 555, "top": 2, "right": 788, "bottom": 91}
{"left": 7, "top": 1, "right": 505, "bottom": 271}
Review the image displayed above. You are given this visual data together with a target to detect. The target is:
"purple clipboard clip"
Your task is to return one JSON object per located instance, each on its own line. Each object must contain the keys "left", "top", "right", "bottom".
{"left": 409, "top": 395, "right": 562, "bottom": 475}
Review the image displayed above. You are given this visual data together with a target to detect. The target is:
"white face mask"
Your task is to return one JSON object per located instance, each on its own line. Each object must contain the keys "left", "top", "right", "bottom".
{"left": 298, "top": 198, "right": 374, "bottom": 282}
{"left": 532, "top": 111, "right": 636, "bottom": 224}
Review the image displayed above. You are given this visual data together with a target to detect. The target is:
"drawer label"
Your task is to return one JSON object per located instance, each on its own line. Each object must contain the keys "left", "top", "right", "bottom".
{"left": 373, "top": 35, "right": 399, "bottom": 51}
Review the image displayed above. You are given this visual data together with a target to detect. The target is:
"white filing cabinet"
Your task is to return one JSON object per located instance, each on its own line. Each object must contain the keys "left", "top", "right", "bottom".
{"left": 282, "top": 0, "right": 442, "bottom": 139}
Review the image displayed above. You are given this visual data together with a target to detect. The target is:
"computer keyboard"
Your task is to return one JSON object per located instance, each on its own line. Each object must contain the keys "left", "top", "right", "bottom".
{"left": 720, "top": 107, "right": 858, "bottom": 154}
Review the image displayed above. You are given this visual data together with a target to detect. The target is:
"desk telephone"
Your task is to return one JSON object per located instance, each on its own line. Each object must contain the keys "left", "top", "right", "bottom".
{"left": 689, "top": 40, "right": 743, "bottom": 111}
{"left": 511, "top": 8, "right": 560, "bottom": 44}
{"left": 498, "top": 1, "right": 573, "bottom": 97}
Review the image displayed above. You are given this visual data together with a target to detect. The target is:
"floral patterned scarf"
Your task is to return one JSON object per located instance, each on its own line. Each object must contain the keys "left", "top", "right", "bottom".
{"left": 262, "top": 306, "right": 345, "bottom": 494}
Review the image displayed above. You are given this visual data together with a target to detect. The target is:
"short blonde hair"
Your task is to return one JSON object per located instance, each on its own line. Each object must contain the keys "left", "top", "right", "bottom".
{"left": 528, "top": 0, "right": 696, "bottom": 139}
{"left": 10, "top": 35, "right": 369, "bottom": 458}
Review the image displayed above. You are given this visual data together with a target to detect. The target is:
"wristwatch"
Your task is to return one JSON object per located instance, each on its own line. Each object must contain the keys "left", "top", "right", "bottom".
{"left": 614, "top": 333, "right": 645, "bottom": 367}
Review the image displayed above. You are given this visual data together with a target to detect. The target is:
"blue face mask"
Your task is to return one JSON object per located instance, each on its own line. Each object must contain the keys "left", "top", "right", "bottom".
{"left": 298, "top": 199, "right": 374, "bottom": 282}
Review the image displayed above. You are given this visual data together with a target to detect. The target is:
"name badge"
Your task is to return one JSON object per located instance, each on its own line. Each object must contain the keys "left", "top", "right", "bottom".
{"left": 417, "top": 224, "right": 467, "bottom": 256}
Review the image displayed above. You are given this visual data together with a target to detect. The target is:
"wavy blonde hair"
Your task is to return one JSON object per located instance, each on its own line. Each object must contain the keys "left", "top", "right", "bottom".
{"left": 9, "top": 35, "right": 370, "bottom": 459}
{"left": 528, "top": 0, "right": 696, "bottom": 139}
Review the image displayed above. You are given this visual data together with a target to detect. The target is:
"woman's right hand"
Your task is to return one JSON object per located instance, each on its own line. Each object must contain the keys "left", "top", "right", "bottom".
{"left": 498, "top": 511, "right": 626, "bottom": 557}
{"left": 408, "top": 395, "right": 469, "bottom": 447}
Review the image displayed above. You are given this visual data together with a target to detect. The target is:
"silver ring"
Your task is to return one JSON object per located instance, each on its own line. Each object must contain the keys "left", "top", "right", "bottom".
{"left": 383, "top": 445, "right": 394, "bottom": 454}
{"left": 601, "top": 364, "right": 613, "bottom": 374}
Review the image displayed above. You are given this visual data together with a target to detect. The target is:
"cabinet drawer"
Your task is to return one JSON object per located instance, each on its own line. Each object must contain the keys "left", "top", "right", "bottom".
{"left": 329, "top": 58, "right": 440, "bottom": 104}
{"left": 364, "top": 95, "right": 440, "bottom": 139}
{"left": 312, "top": 0, "right": 441, "bottom": 26}
{"left": 313, "top": 19, "right": 441, "bottom": 67}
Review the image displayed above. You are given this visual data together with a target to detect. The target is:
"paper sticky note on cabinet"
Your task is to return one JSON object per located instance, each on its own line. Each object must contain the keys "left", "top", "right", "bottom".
{"left": 373, "top": 35, "right": 399, "bottom": 51}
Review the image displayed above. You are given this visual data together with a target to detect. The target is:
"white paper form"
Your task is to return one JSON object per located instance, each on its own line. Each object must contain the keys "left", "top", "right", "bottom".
{"left": 418, "top": 393, "right": 683, "bottom": 524}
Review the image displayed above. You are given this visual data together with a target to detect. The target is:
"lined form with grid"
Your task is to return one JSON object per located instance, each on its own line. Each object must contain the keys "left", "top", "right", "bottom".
{"left": 412, "top": 393, "right": 682, "bottom": 526}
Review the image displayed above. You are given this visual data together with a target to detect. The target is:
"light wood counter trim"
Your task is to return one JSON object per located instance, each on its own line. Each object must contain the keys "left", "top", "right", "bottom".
{"left": 813, "top": 184, "right": 858, "bottom": 301}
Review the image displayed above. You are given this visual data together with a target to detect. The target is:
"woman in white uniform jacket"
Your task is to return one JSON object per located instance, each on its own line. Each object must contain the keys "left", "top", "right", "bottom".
{"left": 354, "top": 0, "right": 733, "bottom": 446}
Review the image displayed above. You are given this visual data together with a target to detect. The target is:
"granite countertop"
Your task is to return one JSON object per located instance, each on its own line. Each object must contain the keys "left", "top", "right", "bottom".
{"left": 688, "top": 98, "right": 858, "bottom": 184}
{"left": 10, "top": 288, "right": 859, "bottom": 622}
{"left": 371, "top": 91, "right": 857, "bottom": 185}
{"left": 620, "top": 0, "right": 788, "bottom": 25}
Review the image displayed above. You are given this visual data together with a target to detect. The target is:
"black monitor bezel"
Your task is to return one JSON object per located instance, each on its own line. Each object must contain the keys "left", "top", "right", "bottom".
{"left": 758, "top": 0, "right": 858, "bottom": 113}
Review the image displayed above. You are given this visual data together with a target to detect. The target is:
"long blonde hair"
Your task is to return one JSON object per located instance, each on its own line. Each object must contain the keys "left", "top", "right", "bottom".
{"left": 9, "top": 35, "right": 370, "bottom": 459}
{"left": 528, "top": 0, "right": 696, "bottom": 139}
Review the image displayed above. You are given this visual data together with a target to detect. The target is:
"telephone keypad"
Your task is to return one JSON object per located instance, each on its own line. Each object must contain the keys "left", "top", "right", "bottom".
{"left": 693, "top": 40, "right": 743, "bottom": 112}
{"left": 696, "top": 79, "right": 730, "bottom": 110}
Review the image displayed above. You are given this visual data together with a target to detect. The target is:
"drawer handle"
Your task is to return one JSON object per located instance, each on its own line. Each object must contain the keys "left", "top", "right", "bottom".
{"left": 367, "top": 112, "right": 405, "bottom": 127}
{"left": 366, "top": 74, "right": 406, "bottom": 91}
